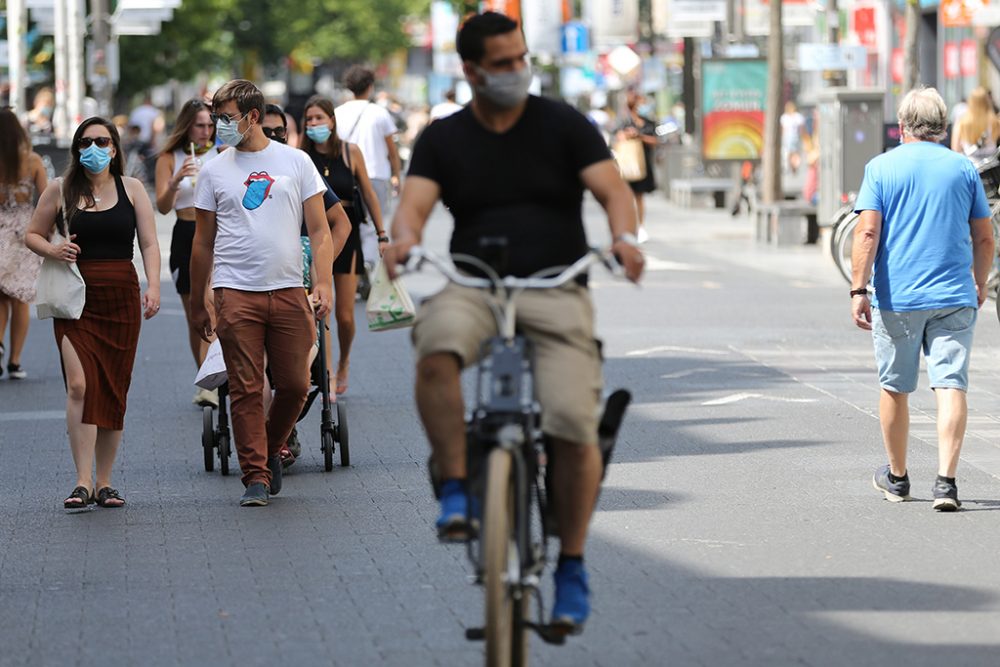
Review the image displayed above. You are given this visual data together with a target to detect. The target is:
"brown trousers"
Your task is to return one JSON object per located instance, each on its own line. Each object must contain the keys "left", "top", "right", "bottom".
{"left": 214, "top": 287, "right": 316, "bottom": 487}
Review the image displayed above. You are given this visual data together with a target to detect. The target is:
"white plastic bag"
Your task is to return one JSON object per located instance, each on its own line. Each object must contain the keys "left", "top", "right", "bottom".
{"left": 194, "top": 339, "right": 228, "bottom": 389}
{"left": 366, "top": 259, "right": 416, "bottom": 332}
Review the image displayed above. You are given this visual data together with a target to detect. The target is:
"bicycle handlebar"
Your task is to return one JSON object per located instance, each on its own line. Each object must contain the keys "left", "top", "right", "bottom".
{"left": 403, "top": 246, "right": 621, "bottom": 292}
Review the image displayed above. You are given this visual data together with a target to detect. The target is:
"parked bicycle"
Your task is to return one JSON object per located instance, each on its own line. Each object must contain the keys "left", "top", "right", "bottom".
{"left": 831, "top": 149, "right": 1000, "bottom": 297}
{"left": 405, "top": 246, "right": 632, "bottom": 667}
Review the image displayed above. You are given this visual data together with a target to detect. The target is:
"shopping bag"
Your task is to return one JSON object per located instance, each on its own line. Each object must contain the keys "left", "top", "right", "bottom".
{"left": 35, "top": 229, "right": 86, "bottom": 320}
{"left": 366, "top": 260, "right": 416, "bottom": 332}
{"left": 612, "top": 137, "right": 647, "bottom": 182}
{"left": 194, "top": 339, "right": 228, "bottom": 389}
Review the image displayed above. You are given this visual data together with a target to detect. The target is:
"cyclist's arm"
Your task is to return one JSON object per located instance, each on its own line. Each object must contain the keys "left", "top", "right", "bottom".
{"left": 385, "top": 175, "right": 440, "bottom": 278}
{"left": 581, "top": 159, "right": 645, "bottom": 283}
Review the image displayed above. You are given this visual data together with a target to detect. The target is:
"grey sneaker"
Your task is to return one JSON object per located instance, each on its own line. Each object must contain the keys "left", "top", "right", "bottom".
{"left": 932, "top": 476, "right": 961, "bottom": 512}
{"left": 873, "top": 464, "right": 911, "bottom": 502}
{"left": 240, "top": 482, "right": 269, "bottom": 507}
{"left": 7, "top": 363, "right": 25, "bottom": 380}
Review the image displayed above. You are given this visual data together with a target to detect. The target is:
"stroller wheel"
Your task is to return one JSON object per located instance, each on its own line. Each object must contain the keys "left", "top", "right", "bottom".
{"left": 322, "top": 431, "right": 334, "bottom": 472}
{"left": 202, "top": 406, "right": 215, "bottom": 472}
{"left": 337, "top": 402, "right": 350, "bottom": 467}
{"left": 219, "top": 434, "right": 231, "bottom": 476}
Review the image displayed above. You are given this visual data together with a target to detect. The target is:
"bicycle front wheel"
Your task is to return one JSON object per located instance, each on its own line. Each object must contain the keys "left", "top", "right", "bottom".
{"left": 483, "top": 448, "right": 527, "bottom": 666}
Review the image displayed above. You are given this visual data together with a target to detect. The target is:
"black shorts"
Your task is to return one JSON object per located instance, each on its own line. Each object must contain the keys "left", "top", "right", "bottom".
{"left": 169, "top": 218, "right": 196, "bottom": 295}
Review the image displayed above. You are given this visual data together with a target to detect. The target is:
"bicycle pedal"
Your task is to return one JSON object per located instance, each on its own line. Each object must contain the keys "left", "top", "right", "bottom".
{"left": 529, "top": 623, "right": 568, "bottom": 645}
{"left": 465, "top": 627, "right": 486, "bottom": 641}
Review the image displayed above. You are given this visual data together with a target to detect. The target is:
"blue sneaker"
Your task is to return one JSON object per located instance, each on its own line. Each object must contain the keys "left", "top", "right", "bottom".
{"left": 873, "top": 464, "right": 911, "bottom": 502}
{"left": 436, "top": 480, "right": 471, "bottom": 542}
{"left": 551, "top": 559, "right": 590, "bottom": 634}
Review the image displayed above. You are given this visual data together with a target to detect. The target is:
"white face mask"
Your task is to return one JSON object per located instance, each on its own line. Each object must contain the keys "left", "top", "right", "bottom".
{"left": 474, "top": 64, "right": 532, "bottom": 109}
{"left": 216, "top": 115, "right": 248, "bottom": 148}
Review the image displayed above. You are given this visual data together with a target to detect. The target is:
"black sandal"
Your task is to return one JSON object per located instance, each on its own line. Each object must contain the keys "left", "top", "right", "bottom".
{"left": 95, "top": 487, "right": 125, "bottom": 508}
{"left": 63, "top": 486, "right": 92, "bottom": 510}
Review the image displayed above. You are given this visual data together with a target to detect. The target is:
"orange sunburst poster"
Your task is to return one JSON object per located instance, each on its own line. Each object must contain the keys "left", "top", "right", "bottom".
{"left": 701, "top": 59, "right": 768, "bottom": 161}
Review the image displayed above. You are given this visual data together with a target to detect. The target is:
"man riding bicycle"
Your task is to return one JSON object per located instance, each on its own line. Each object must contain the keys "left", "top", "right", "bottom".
{"left": 382, "top": 12, "right": 644, "bottom": 633}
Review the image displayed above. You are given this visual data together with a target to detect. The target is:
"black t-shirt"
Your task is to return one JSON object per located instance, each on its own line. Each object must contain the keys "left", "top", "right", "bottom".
{"left": 407, "top": 95, "right": 611, "bottom": 279}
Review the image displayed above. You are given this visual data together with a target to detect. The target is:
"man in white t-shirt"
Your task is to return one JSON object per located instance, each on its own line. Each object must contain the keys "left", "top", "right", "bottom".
{"left": 191, "top": 80, "right": 334, "bottom": 507}
{"left": 430, "top": 89, "right": 463, "bottom": 121}
{"left": 335, "top": 66, "right": 401, "bottom": 267}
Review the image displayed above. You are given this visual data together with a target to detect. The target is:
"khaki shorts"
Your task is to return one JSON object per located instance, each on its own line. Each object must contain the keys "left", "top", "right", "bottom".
{"left": 412, "top": 282, "right": 603, "bottom": 445}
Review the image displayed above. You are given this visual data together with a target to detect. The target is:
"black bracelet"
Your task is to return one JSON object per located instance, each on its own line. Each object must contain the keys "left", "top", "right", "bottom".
{"left": 850, "top": 288, "right": 869, "bottom": 297}
{"left": 378, "top": 234, "right": 389, "bottom": 243}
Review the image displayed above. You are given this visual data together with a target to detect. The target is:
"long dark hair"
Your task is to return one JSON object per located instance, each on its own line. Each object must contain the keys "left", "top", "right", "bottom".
{"left": 0, "top": 109, "right": 29, "bottom": 186}
{"left": 300, "top": 95, "right": 342, "bottom": 161}
{"left": 160, "top": 99, "right": 215, "bottom": 156}
{"left": 62, "top": 117, "right": 125, "bottom": 224}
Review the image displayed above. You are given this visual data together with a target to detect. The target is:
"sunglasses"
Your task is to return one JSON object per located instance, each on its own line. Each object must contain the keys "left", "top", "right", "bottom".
{"left": 77, "top": 137, "right": 113, "bottom": 149}
{"left": 262, "top": 127, "right": 286, "bottom": 139}
{"left": 210, "top": 112, "right": 246, "bottom": 124}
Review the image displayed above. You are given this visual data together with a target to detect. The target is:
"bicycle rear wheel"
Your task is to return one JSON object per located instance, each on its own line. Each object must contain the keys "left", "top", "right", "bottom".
{"left": 833, "top": 211, "right": 860, "bottom": 285}
{"left": 483, "top": 448, "right": 527, "bottom": 666}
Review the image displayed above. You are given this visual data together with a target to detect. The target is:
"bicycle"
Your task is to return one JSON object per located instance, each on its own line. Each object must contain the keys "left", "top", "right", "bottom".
{"left": 405, "top": 246, "right": 632, "bottom": 666}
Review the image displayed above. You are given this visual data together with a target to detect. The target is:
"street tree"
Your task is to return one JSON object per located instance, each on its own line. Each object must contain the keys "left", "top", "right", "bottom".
{"left": 902, "top": 0, "right": 920, "bottom": 95}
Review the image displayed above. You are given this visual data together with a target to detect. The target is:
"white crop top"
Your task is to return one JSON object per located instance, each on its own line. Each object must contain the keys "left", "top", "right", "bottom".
{"left": 172, "top": 146, "right": 219, "bottom": 211}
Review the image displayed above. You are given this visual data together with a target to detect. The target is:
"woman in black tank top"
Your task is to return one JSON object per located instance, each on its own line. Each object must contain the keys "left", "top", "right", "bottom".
{"left": 302, "top": 97, "right": 386, "bottom": 396}
{"left": 25, "top": 117, "right": 162, "bottom": 512}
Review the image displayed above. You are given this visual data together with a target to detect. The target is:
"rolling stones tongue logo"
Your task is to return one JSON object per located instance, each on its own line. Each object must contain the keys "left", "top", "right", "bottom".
{"left": 242, "top": 171, "right": 275, "bottom": 210}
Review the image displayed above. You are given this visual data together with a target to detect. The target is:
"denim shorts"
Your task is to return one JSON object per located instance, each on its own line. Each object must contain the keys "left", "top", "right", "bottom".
{"left": 871, "top": 307, "right": 977, "bottom": 393}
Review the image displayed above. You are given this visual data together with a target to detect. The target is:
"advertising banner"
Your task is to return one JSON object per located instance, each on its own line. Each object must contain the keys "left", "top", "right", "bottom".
{"left": 701, "top": 59, "right": 768, "bottom": 161}
{"left": 522, "top": 0, "right": 563, "bottom": 55}
{"left": 746, "top": 0, "right": 816, "bottom": 35}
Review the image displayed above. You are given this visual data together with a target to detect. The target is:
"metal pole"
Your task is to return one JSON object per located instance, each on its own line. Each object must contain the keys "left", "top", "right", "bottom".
{"left": 6, "top": 0, "right": 28, "bottom": 120}
{"left": 54, "top": 0, "right": 69, "bottom": 143}
{"left": 90, "top": 0, "right": 112, "bottom": 117}
{"left": 67, "top": 0, "right": 86, "bottom": 132}
{"left": 761, "top": 0, "right": 783, "bottom": 204}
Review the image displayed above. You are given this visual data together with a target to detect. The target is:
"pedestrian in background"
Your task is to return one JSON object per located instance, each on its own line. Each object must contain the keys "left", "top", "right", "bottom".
{"left": 951, "top": 87, "right": 1000, "bottom": 161}
{"left": 614, "top": 88, "right": 656, "bottom": 243}
{"left": 335, "top": 65, "right": 400, "bottom": 272}
{"left": 190, "top": 80, "right": 334, "bottom": 507}
{"left": 24, "top": 117, "right": 161, "bottom": 510}
{"left": 0, "top": 108, "right": 48, "bottom": 379}
{"left": 154, "top": 99, "right": 220, "bottom": 408}
{"left": 852, "top": 87, "right": 994, "bottom": 512}
{"left": 303, "top": 94, "right": 387, "bottom": 396}
{"left": 780, "top": 101, "right": 805, "bottom": 173}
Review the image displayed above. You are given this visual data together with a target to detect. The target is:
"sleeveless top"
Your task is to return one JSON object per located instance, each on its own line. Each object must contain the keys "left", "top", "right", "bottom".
{"left": 0, "top": 175, "right": 43, "bottom": 302}
{"left": 172, "top": 146, "right": 219, "bottom": 211}
{"left": 312, "top": 147, "right": 362, "bottom": 222}
{"left": 59, "top": 175, "right": 137, "bottom": 260}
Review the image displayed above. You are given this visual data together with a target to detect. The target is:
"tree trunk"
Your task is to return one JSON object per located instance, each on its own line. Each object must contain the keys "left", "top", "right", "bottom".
{"left": 902, "top": 0, "right": 920, "bottom": 96}
{"left": 761, "top": 0, "right": 783, "bottom": 204}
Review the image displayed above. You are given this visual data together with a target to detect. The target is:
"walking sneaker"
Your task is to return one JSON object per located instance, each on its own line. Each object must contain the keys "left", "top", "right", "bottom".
{"left": 436, "top": 479, "right": 470, "bottom": 542}
{"left": 551, "top": 558, "right": 590, "bottom": 634}
{"left": 240, "top": 482, "right": 269, "bottom": 507}
{"left": 267, "top": 455, "right": 283, "bottom": 496}
{"left": 6, "top": 363, "right": 26, "bottom": 380}
{"left": 932, "top": 476, "right": 961, "bottom": 512}
{"left": 872, "top": 464, "right": 911, "bottom": 502}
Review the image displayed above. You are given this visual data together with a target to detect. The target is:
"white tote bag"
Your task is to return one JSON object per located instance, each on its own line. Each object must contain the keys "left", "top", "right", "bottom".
{"left": 194, "top": 339, "right": 228, "bottom": 389}
{"left": 366, "top": 260, "right": 416, "bottom": 332}
{"left": 35, "top": 179, "right": 86, "bottom": 320}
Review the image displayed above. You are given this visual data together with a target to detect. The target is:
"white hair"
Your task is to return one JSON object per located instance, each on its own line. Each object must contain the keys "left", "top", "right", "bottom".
{"left": 897, "top": 87, "right": 948, "bottom": 142}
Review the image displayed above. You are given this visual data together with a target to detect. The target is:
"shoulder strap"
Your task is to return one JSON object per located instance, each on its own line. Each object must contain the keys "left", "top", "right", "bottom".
{"left": 346, "top": 102, "right": 370, "bottom": 142}
{"left": 56, "top": 177, "right": 68, "bottom": 236}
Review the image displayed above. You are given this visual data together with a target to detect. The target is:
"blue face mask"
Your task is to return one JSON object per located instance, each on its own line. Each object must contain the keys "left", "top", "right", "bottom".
{"left": 79, "top": 144, "right": 112, "bottom": 174}
{"left": 638, "top": 103, "right": 655, "bottom": 118}
{"left": 306, "top": 125, "right": 332, "bottom": 144}
{"left": 216, "top": 116, "right": 248, "bottom": 148}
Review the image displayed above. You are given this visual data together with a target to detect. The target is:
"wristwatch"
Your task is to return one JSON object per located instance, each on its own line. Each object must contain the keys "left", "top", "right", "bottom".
{"left": 614, "top": 233, "right": 639, "bottom": 248}
{"left": 377, "top": 233, "right": 390, "bottom": 243}
{"left": 850, "top": 288, "right": 869, "bottom": 297}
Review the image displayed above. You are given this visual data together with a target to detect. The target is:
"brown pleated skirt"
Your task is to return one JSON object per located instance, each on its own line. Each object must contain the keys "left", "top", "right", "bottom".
{"left": 53, "top": 260, "right": 141, "bottom": 430}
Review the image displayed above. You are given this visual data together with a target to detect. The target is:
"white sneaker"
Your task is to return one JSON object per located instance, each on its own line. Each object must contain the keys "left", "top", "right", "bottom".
{"left": 193, "top": 387, "right": 219, "bottom": 408}
{"left": 637, "top": 226, "right": 649, "bottom": 244}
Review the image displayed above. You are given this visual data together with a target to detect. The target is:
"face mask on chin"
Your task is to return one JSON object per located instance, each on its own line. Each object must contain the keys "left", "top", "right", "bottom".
{"left": 473, "top": 64, "right": 532, "bottom": 109}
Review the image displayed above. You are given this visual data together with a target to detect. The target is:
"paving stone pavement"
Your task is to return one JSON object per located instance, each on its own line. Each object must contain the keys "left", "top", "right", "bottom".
{"left": 2, "top": 195, "right": 1000, "bottom": 666}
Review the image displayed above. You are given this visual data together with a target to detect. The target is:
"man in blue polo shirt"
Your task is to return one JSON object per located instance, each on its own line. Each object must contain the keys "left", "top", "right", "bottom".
{"left": 851, "top": 87, "right": 995, "bottom": 511}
